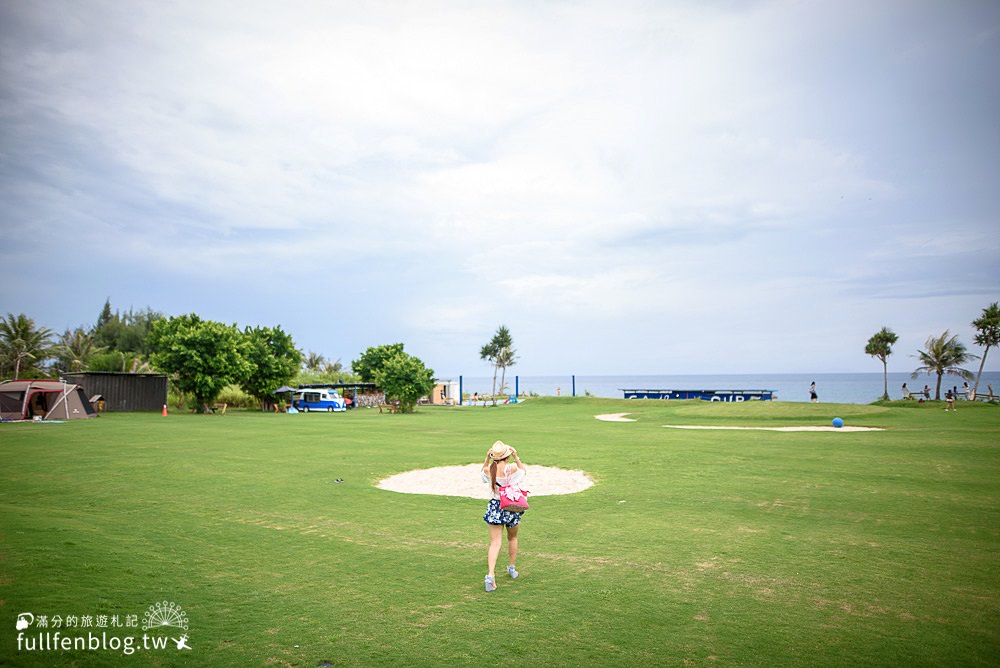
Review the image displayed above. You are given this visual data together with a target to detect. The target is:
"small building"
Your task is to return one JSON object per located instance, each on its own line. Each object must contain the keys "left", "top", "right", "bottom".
{"left": 64, "top": 372, "right": 168, "bottom": 412}
{"left": 430, "top": 380, "right": 461, "bottom": 405}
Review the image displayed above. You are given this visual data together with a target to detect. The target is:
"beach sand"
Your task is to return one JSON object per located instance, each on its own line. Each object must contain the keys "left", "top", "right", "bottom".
{"left": 595, "top": 413, "right": 636, "bottom": 422}
{"left": 377, "top": 463, "right": 594, "bottom": 498}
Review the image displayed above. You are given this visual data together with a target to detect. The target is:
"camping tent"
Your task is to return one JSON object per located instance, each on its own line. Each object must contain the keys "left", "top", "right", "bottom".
{"left": 0, "top": 380, "right": 98, "bottom": 421}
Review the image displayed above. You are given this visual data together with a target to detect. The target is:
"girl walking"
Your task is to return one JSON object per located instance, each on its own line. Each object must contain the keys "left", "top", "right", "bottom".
{"left": 481, "top": 440, "right": 526, "bottom": 592}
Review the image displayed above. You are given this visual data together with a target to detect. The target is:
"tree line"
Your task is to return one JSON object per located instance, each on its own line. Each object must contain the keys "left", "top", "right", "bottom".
{"left": 0, "top": 300, "right": 438, "bottom": 413}
{"left": 865, "top": 302, "right": 1000, "bottom": 400}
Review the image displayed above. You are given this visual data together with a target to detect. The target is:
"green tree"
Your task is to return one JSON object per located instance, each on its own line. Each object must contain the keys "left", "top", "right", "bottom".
{"left": 85, "top": 350, "right": 154, "bottom": 373}
{"left": 148, "top": 314, "right": 250, "bottom": 412}
{"left": 971, "top": 302, "right": 1000, "bottom": 397}
{"left": 374, "top": 351, "right": 435, "bottom": 413}
{"left": 241, "top": 325, "right": 303, "bottom": 411}
{"left": 87, "top": 351, "right": 132, "bottom": 373}
{"left": 293, "top": 363, "right": 358, "bottom": 388}
{"left": 90, "top": 300, "right": 162, "bottom": 363}
{"left": 94, "top": 298, "right": 115, "bottom": 342}
{"left": 93, "top": 299, "right": 121, "bottom": 351}
{"left": 53, "top": 327, "right": 105, "bottom": 373}
{"left": 865, "top": 326, "right": 899, "bottom": 400}
{"left": 911, "top": 330, "right": 978, "bottom": 400}
{"left": 116, "top": 307, "right": 163, "bottom": 355}
{"left": 0, "top": 313, "right": 54, "bottom": 379}
{"left": 352, "top": 343, "right": 405, "bottom": 383}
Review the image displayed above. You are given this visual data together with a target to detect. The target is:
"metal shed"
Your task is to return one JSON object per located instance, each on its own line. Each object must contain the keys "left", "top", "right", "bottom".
{"left": 64, "top": 372, "right": 168, "bottom": 412}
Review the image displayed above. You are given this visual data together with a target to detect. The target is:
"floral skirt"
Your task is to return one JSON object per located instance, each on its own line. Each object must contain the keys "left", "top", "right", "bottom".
{"left": 483, "top": 498, "right": 523, "bottom": 527}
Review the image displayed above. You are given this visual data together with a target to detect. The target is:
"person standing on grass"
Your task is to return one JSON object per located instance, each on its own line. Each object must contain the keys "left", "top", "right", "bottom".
{"left": 809, "top": 381, "right": 818, "bottom": 403}
{"left": 481, "top": 440, "right": 525, "bottom": 592}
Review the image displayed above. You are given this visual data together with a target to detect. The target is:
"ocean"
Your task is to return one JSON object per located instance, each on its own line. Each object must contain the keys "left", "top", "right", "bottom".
{"left": 452, "top": 371, "right": 1000, "bottom": 405}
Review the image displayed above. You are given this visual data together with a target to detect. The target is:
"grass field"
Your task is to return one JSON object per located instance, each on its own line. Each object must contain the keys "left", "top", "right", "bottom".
{"left": 2, "top": 398, "right": 999, "bottom": 667}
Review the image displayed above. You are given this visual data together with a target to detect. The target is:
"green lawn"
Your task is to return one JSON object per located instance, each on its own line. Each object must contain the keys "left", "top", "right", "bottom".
{"left": 2, "top": 398, "right": 998, "bottom": 666}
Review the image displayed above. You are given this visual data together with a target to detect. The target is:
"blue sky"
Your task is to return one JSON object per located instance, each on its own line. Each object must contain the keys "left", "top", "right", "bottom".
{"left": 2, "top": 0, "right": 998, "bottom": 376}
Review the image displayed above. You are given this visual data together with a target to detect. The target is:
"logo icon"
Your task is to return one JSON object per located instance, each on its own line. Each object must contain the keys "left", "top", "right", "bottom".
{"left": 141, "top": 602, "right": 188, "bottom": 632}
{"left": 16, "top": 613, "right": 34, "bottom": 631}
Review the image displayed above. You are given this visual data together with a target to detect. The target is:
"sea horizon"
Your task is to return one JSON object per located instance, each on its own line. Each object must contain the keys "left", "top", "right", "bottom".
{"left": 449, "top": 371, "right": 1000, "bottom": 405}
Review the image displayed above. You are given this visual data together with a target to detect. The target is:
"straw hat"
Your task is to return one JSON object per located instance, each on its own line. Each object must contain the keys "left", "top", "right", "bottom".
{"left": 488, "top": 440, "right": 514, "bottom": 461}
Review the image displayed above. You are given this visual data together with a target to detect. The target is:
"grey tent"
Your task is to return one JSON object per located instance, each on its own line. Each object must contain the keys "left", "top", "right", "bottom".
{"left": 0, "top": 380, "right": 98, "bottom": 421}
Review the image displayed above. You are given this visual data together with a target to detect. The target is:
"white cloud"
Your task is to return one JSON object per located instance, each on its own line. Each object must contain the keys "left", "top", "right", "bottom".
{"left": 1, "top": 0, "right": 997, "bottom": 374}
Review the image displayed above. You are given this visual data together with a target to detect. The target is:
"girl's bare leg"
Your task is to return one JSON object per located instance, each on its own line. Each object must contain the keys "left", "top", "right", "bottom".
{"left": 506, "top": 525, "right": 519, "bottom": 568}
{"left": 487, "top": 524, "right": 504, "bottom": 578}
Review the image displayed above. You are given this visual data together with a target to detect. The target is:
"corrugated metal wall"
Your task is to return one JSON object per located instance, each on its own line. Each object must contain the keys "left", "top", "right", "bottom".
{"left": 64, "top": 373, "right": 167, "bottom": 412}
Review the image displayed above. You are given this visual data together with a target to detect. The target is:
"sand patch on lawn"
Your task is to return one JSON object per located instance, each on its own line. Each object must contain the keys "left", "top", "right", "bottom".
{"left": 664, "top": 425, "right": 884, "bottom": 432}
{"left": 595, "top": 413, "right": 636, "bottom": 422}
{"left": 377, "top": 464, "right": 594, "bottom": 498}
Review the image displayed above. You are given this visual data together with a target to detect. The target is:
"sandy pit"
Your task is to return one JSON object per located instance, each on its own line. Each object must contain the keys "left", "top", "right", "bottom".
{"left": 595, "top": 413, "right": 636, "bottom": 422}
{"left": 664, "top": 425, "right": 884, "bottom": 432}
{"left": 377, "top": 464, "right": 594, "bottom": 499}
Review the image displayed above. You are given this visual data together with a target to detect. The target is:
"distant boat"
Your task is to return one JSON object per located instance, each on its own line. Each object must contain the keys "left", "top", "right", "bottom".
{"left": 621, "top": 389, "right": 776, "bottom": 402}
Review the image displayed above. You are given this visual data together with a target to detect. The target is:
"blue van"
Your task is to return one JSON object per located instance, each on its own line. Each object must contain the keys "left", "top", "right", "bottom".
{"left": 292, "top": 388, "right": 347, "bottom": 412}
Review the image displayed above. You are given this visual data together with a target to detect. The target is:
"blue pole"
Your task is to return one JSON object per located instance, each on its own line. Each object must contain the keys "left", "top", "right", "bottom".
{"left": 572, "top": 375, "right": 576, "bottom": 397}
{"left": 459, "top": 375, "right": 463, "bottom": 405}
{"left": 515, "top": 376, "right": 519, "bottom": 398}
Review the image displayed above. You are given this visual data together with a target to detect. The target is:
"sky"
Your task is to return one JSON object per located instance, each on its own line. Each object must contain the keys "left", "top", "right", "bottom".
{"left": 1, "top": 0, "right": 998, "bottom": 377}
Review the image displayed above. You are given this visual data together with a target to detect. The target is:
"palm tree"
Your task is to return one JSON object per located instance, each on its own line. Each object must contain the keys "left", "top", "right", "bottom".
{"left": 481, "top": 325, "right": 513, "bottom": 406}
{"left": 0, "top": 313, "right": 54, "bottom": 380}
{"left": 321, "top": 359, "right": 344, "bottom": 376}
{"left": 53, "top": 328, "right": 105, "bottom": 372}
{"left": 479, "top": 342, "right": 499, "bottom": 405}
{"left": 911, "top": 330, "right": 977, "bottom": 400}
{"left": 304, "top": 351, "right": 326, "bottom": 372}
{"left": 496, "top": 343, "right": 518, "bottom": 401}
{"left": 971, "top": 302, "right": 1000, "bottom": 398}
{"left": 865, "top": 327, "right": 898, "bottom": 400}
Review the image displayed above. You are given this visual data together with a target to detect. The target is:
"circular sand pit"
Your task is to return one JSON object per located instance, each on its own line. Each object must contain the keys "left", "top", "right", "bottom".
{"left": 377, "top": 464, "right": 594, "bottom": 499}
{"left": 664, "top": 425, "right": 884, "bottom": 432}
{"left": 595, "top": 413, "right": 636, "bottom": 422}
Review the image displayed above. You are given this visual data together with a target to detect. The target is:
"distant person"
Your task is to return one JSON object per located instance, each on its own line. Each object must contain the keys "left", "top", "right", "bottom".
{"left": 901, "top": 383, "right": 911, "bottom": 400}
{"left": 809, "top": 382, "right": 818, "bottom": 403}
{"left": 481, "top": 440, "right": 526, "bottom": 592}
{"left": 963, "top": 382, "right": 972, "bottom": 401}
{"left": 923, "top": 385, "right": 931, "bottom": 399}
{"left": 945, "top": 389, "right": 955, "bottom": 411}
{"left": 471, "top": 392, "right": 479, "bottom": 405}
